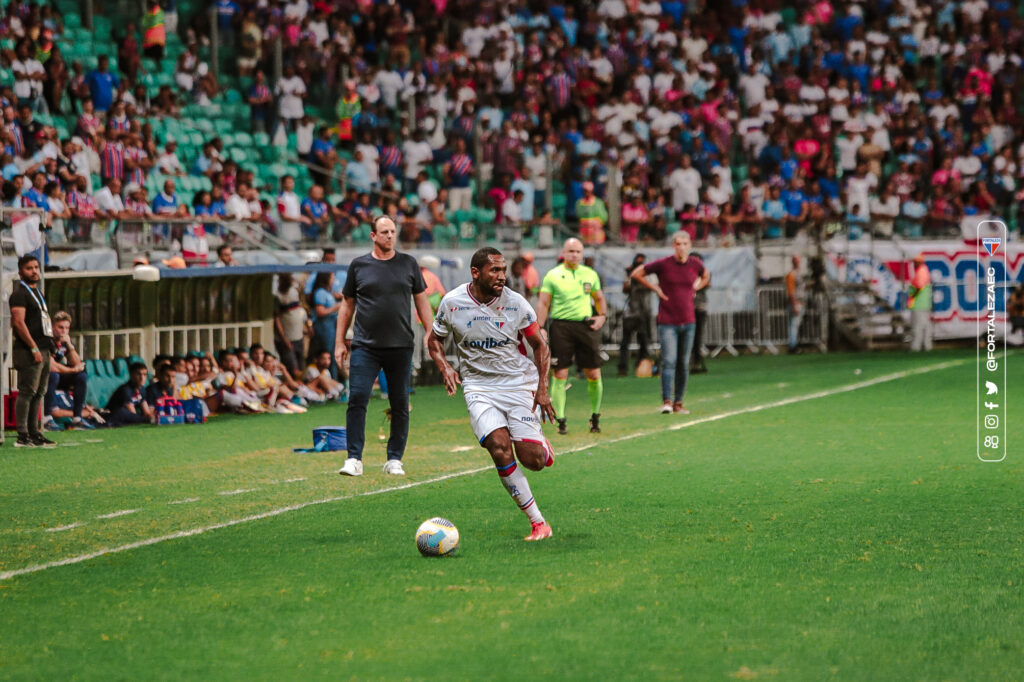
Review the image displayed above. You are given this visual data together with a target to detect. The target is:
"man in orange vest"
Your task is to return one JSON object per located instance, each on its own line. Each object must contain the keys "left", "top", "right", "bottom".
{"left": 142, "top": 0, "right": 166, "bottom": 62}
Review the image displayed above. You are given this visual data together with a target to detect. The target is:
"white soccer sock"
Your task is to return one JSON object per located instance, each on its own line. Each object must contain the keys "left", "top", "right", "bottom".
{"left": 496, "top": 460, "right": 544, "bottom": 524}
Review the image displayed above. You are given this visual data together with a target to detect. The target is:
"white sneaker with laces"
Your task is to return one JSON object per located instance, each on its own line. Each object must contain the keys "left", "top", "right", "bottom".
{"left": 660, "top": 401, "right": 672, "bottom": 414}
{"left": 338, "top": 458, "right": 364, "bottom": 476}
{"left": 382, "top": 459, "right": 406, "bottom": 476}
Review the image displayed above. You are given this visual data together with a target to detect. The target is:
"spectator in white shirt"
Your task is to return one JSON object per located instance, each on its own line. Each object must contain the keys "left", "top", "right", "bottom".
{"left": 869, "top": 187, "right": 901, "bottom": 237}
{"left": 667, "top": 155, "right": 702, "bottom": 212}
{"left": 276, "top": 175, "right": 308, "bottom": 245}
{"left": 274, "top": 65, "right": 306, "bottom": 128}
{"left": 156, "top": 139, "right": 185, "bottom": 176}
{"left": 402, "top": 129, "right": 434, "bottom": 193}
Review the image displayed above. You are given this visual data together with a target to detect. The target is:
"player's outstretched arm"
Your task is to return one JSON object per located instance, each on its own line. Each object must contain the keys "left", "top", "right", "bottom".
{"left": 426, "top": 328, "right": 461, "bottom": 396}
{"left": 525, "top": 326, "right": 557, "bottom": 423}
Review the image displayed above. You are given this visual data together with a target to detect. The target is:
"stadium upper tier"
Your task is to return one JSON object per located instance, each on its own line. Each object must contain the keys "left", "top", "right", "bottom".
{"left": 1, "top": 0, "right": 1023, "bottom": 257}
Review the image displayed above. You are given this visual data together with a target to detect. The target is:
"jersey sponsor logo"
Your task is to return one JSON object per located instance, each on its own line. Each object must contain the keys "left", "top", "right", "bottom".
{"left": 583, "top": 282, "right": 592, "bottom": 294}
{"left": 466, "top": 337, "right": 513, "bottom": 350}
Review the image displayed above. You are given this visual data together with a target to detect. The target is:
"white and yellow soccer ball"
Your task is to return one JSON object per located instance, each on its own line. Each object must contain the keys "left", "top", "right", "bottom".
{"left": 415, "top": 517, "right": 460, "bottom": 557}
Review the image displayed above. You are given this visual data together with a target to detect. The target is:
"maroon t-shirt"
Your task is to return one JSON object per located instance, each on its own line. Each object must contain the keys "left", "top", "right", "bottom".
{"left": 644, "top": 255, "right": 706, "bottom": 325}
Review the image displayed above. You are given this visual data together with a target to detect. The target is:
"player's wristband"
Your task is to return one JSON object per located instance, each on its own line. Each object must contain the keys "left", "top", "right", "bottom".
{"left": 30, "top": 347, "right": 38, "bottom": 353}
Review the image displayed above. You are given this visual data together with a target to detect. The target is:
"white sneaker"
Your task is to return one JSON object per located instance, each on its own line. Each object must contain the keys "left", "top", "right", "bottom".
{"left": 382, "top": 459, "right": 406, "bottom": 476}
{"left": 660, "top": 401, "right": 672, "bottom": 414}
{"left": 338, "top": 458, "right": 363, "bottom": 476}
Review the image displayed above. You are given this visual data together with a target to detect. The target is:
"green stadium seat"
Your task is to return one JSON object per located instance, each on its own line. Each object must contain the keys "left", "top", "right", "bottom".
{"left": 350, "top": 223, "right": 371, "bottom": 242}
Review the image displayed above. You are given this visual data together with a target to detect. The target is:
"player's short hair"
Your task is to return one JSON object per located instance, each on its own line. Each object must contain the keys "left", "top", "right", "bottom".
{"left": 129, "top": 362, "right": 148, "bottom": 373}
{"left": 52, "top": 310, "right": 72, "bottom": 325}
{"left": 471, "top": 247, "right": 503, "bottom": 272}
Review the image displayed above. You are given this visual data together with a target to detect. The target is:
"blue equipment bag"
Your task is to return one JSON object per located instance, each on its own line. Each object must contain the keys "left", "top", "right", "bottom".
{"left": 293, "top": 426, "right": 347, "bottom": 453}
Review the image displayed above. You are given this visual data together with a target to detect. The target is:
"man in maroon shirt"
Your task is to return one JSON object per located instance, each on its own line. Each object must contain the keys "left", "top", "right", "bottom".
{"left": 630, "top": 231, "right": 709, "bottom": 414}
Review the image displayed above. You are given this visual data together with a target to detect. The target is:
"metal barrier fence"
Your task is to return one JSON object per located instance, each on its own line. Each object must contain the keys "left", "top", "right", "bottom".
{"left": 603, "top": 284, "right": 830, "bottom": 358}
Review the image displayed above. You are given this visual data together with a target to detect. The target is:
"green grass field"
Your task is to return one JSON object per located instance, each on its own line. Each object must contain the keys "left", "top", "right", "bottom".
{"left": 1, "top": 350, "right": 1021, "bottom": 680}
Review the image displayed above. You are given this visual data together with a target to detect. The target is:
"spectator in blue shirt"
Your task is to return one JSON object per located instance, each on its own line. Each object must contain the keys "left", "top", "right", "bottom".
{"left": 23, "top": 172, "right": 50, "bottom": 211}
{"left": 85, "top": 55, "right": 119, "bottom": 113}
{"left": 344, "top": 149, "right": 372, "bottom": 193}
{"left": 214, "top": 0, "right": 240, "bottom": 41}
{"left": 781, "top": 179, "right": 807, "bottom": 222}
{"left": 301, "top": 184, "right": 329, "bottom": 241}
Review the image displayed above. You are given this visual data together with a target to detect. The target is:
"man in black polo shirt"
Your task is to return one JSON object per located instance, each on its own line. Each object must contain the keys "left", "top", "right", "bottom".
{"left": 9, "top": 254, "right": 57, "bottom": 447}
{"left": 334, "top": 215, "right": 435, "bottom": 477}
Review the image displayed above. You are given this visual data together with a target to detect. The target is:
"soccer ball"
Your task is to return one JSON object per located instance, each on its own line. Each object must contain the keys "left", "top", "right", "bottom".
{"left": 415, "top": 517, "right": 460, "bottom": 557}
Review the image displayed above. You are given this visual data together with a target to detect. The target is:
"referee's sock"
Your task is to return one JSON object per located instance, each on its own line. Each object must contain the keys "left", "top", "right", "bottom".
{"left": 587, "top": 377, "right": 603, "bottom": 415}
{"left": 550, "top": 377, "right": 567, "bottom": 419}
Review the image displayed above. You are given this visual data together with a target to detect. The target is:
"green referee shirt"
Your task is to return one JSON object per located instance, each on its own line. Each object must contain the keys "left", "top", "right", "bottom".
{"left": 540, "top": 263, "right": 602, "bottom": 321}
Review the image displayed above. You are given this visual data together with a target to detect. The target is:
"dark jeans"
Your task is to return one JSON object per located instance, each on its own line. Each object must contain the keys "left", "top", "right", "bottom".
{"left": 346, "top": 346, "right": 413, "bottom": 461}
{"left": 692, "top": 310, "right": 707, "bottom": 368}
{"left": 618, "top": 315, "right": 650, "bottom": 372}
{"left": 45, "top": 370, "right": 88, "bottom": 418}
{"left": 15, "top": 349, "right": 50, "bottom": 436}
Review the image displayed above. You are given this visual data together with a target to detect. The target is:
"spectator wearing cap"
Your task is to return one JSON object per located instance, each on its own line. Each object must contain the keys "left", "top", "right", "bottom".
{"left": 908, "top": 254, "right": 933, "bottom": 352}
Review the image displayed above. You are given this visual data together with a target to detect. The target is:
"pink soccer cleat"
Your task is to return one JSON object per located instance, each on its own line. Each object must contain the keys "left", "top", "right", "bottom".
{"left": 525, "top": 521, "right": 553, "bottom": 542}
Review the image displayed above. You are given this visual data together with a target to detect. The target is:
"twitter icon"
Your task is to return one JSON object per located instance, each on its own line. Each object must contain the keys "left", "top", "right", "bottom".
{"left": 986, "top": 381, "right": 998, "bottom": 395}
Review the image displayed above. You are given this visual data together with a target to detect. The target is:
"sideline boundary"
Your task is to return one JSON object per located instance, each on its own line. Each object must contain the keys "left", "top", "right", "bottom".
{"left": 0, "top": 358, "right": 966, "bottom": 581}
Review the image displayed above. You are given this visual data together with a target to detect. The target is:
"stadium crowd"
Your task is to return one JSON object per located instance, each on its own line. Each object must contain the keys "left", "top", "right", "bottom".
{"left": 2, "top": 0, "right": 1024, "bottom": 256}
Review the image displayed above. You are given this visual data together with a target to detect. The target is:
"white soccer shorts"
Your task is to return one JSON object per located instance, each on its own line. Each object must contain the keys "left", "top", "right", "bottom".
{"left": 466, "top": 389, "right": 548, "bottom": 447}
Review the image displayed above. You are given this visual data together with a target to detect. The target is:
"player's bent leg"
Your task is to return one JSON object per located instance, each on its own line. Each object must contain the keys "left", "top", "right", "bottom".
{"left": 511, "top": 439, "right": 549, "bottom": 471}
{"left": 483, "top": 428, "right": 547, "bottom": 535}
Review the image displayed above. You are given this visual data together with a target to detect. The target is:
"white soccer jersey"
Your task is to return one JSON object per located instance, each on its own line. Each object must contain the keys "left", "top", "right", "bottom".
{"left": 432, "top": 284, "right": 539, "bottom": 394}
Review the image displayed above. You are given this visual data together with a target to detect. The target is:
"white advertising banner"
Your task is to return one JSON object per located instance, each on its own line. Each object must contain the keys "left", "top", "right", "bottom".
{"left": 825, "top": 237, "right": 1023, "bottom": 339}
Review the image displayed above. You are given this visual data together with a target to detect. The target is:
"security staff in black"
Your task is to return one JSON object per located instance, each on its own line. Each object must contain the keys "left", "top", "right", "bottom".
{"left": 9, "top": 254, "right": 57, "bottom": 447}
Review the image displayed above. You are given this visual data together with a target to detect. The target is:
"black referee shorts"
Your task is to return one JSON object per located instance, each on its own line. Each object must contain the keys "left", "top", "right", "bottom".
{"left": 549, "top": 318, "right": 602, "bottom": 371}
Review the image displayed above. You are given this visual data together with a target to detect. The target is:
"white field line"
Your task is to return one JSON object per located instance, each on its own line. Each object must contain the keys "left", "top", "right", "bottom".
{"left": 218, "top": 488, "right": 257, "bottom": 496}
{"left": 45, "top": 523, "right": 84, "bottom": 533}
{"left": 0, "top": 358, "right": 966, "bottom": 581}
{"left": 95, "top": 509, "right": 138, "bottom": 520}
{"left": 168, "top": 498, "right": 200, "bottom": 505}
{"left": 281, "top": 477, "right": 307, "bottom": 483}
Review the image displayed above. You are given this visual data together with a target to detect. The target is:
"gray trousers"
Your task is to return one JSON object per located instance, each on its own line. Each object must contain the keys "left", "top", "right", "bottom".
{"left": 910, "top": 308, "right": 933, "bottom": 351}
{"left": 15, "top": 349, "right": 50, "bottom": 435}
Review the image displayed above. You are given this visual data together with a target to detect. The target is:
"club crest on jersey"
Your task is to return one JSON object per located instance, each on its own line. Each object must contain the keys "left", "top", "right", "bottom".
{"left": 492, "top": 315, "right": 508, "bottom": 330}
{"left": 583, "top": 282, "right": 592, "bottom": 294}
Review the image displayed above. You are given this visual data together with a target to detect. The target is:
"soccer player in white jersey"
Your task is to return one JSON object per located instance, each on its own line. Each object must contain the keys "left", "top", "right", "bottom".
{"left": 427, "top": 247, "right": 558, "bottom": 542}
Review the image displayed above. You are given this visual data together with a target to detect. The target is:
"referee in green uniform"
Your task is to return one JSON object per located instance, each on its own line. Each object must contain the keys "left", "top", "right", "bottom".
{"left": 536, "top": 238, "right": 608, "bottom": 435}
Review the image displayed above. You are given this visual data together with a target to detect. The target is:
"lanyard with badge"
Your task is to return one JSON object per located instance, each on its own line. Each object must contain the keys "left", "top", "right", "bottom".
{"left": 21, "top": 280, "right": 53, "bottom": 339}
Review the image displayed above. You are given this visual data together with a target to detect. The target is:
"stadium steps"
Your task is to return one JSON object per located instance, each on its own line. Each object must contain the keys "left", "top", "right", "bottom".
{"left": 825, "top": 281, "right": 908, "bottom": 350}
